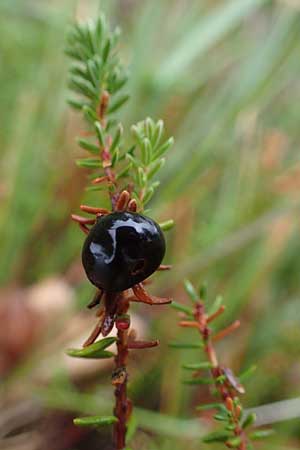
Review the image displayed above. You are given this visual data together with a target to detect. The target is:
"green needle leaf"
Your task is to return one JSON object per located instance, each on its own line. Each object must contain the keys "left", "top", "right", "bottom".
{"left": 152, "top": 119, "right": 164, "bottom": 150}
{"left": 143, "top": 187, "right": 154, "bottom": 205}
{"left": 107, "top": 94, "right": 130, "bottom": 114}
{"left": 131, "top": 124, "right": 144, "bottom": 148}
{"left": 94, "top": 121, "right": 105, "bottom": 147}
{"left": 74, "top": 415, "right": 118, "bottom": 427}
{"left": 67, "top": 337, "right": 117, "bottom": 359}
{"left": 67, "top": 348, "right": 114, "bottom": 359}
{"left": 242, "top": 412, "right": 256, "bottom": 429}
{"left": 183, "top": 377, "right": 215, "bottom": 385}
{"left": 249, "top": 429, "right": 274, "bottom": 440}
{"left": 141, "top": 137, "right": 152, "bottom": 165}
{"left": 214, "top": 413, "right": 229, "bottom": 421}
{"left": 145, "top": 117, "right": 155, "bottom": 140}
{"left": 202, "top": 430, "right": 232, "bottom": 443}
{"left": 67, "top": 98, "right": 86, "bottom": 110}
{"left": 69, "top": 77, "right": 96, "bottom": 99}
{"left": 137, "top": 167, "right": 146, "bottom": 187}
{"left": 110, "top": 124, "right": 123, "bottom": 154}
{"left": 239, "top": 365, "right": 257, "bottom": 381}
{"left": 159, "top": 219, "right": 174, "bottom": 231}
{"left": 102, "top": 37, "right": 111, "bottom": 63}
{"left": 126, "top": 153, "right": 140, "bottom": 169}
{"left": 199, "top": 282, "right": 208, "bottom": 300}
{"left": 85, "top": 185, "right": 106, "bottom": 192}
{"left": 83, "top": 105, "right": 98, "bottom": 122}
{"left": 115, "top": 163, "right": 132, "bottom": 180}
{"left": 126, "top": 414, "right": 138, "bottom": 443}
{"left": 208, "top": 295, "right": 223, "bottom": 315}
{"left": 111, "top": 147, "right": 120, "bottom": 167}
{"left": 184, "top": 280, "right": 199, "bottom": 303}
{"left": 226, "top": 437, "right": 242, "bottom": 447}
{"left": 169, "top": 341, "right": 203, "bottom": 349}
{"left": 196, "top": 403, "right": 226, "bottom": 412}
{"left": 147, "top": 158, "right": 165, "bottom": 179}
{"left": 182, "top": 361, "right": 213, "bottom": 370}
{"left": 171, "top": 301, "right": 193, "bottom": 316}
{"left": 77, "top": 138, "right": 99, "bottom": 154}
{"left": 153, "top": 137, "right": 174, "bottom": 159}
{"left": 76, "top": 158, "right": 101, "bottom": 168}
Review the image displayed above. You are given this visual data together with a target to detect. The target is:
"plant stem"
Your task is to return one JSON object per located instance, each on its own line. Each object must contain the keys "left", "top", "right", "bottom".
{"left": 66, "top": 17, "right": 173, "bottom": 449}
{"left": 98, "top": 91, "right": 131, "bottom": 447}
{"left": 193, "top": 302, "right": 247, "bottom": 450}
{"left": 113, "top": 294, "right": 131, "bottom": 449}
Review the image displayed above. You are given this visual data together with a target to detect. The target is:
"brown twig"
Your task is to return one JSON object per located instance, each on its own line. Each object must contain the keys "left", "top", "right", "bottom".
{"left": 75, "top": 91, "right": 132, "bottom": 448}
{"left": 94, "top": 93, "right": 132, "bottom": 448}
{"left": 93, "top": 93, "right": 133, "bottom": 448}
{"left": 113, "top": 294, "right": 131, "bottom": 450}
{"left": 178, "top": 301, "right": 247, "bottom": 450}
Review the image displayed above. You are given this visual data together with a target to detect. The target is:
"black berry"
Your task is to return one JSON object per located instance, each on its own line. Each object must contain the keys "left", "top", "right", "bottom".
{"left": 82, "top": 211, "right": 166, "bottom": 292}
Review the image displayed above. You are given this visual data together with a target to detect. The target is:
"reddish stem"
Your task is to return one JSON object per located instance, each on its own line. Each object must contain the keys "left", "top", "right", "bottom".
{"left": 96, "top": 92, "right": 131, "bottom": 449}
{"left": 113, "top": 294, "right": 131, "bottom": 449}
{"left": 77, "top": 91, "right": 168, "bottom": 449}
{"left": 98, "top": 90, "right": 109, "bottom": 126}
{"left": 192, "top": 302, "right": 247, "bottom": 450}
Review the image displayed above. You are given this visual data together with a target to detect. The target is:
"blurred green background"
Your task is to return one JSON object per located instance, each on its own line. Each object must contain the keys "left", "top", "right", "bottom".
{"left": 1, "top": 0, "right": 300, "bottom": 449}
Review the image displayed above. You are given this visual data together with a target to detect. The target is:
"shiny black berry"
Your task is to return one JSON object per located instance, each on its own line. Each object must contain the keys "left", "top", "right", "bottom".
{"left": 82, "top": 211, "right": 166, "bottom": 292}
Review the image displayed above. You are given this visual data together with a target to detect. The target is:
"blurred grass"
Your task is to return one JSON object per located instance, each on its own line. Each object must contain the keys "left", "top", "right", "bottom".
{"left": 1, "top": 0, "right": 300, "bottom": 448}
